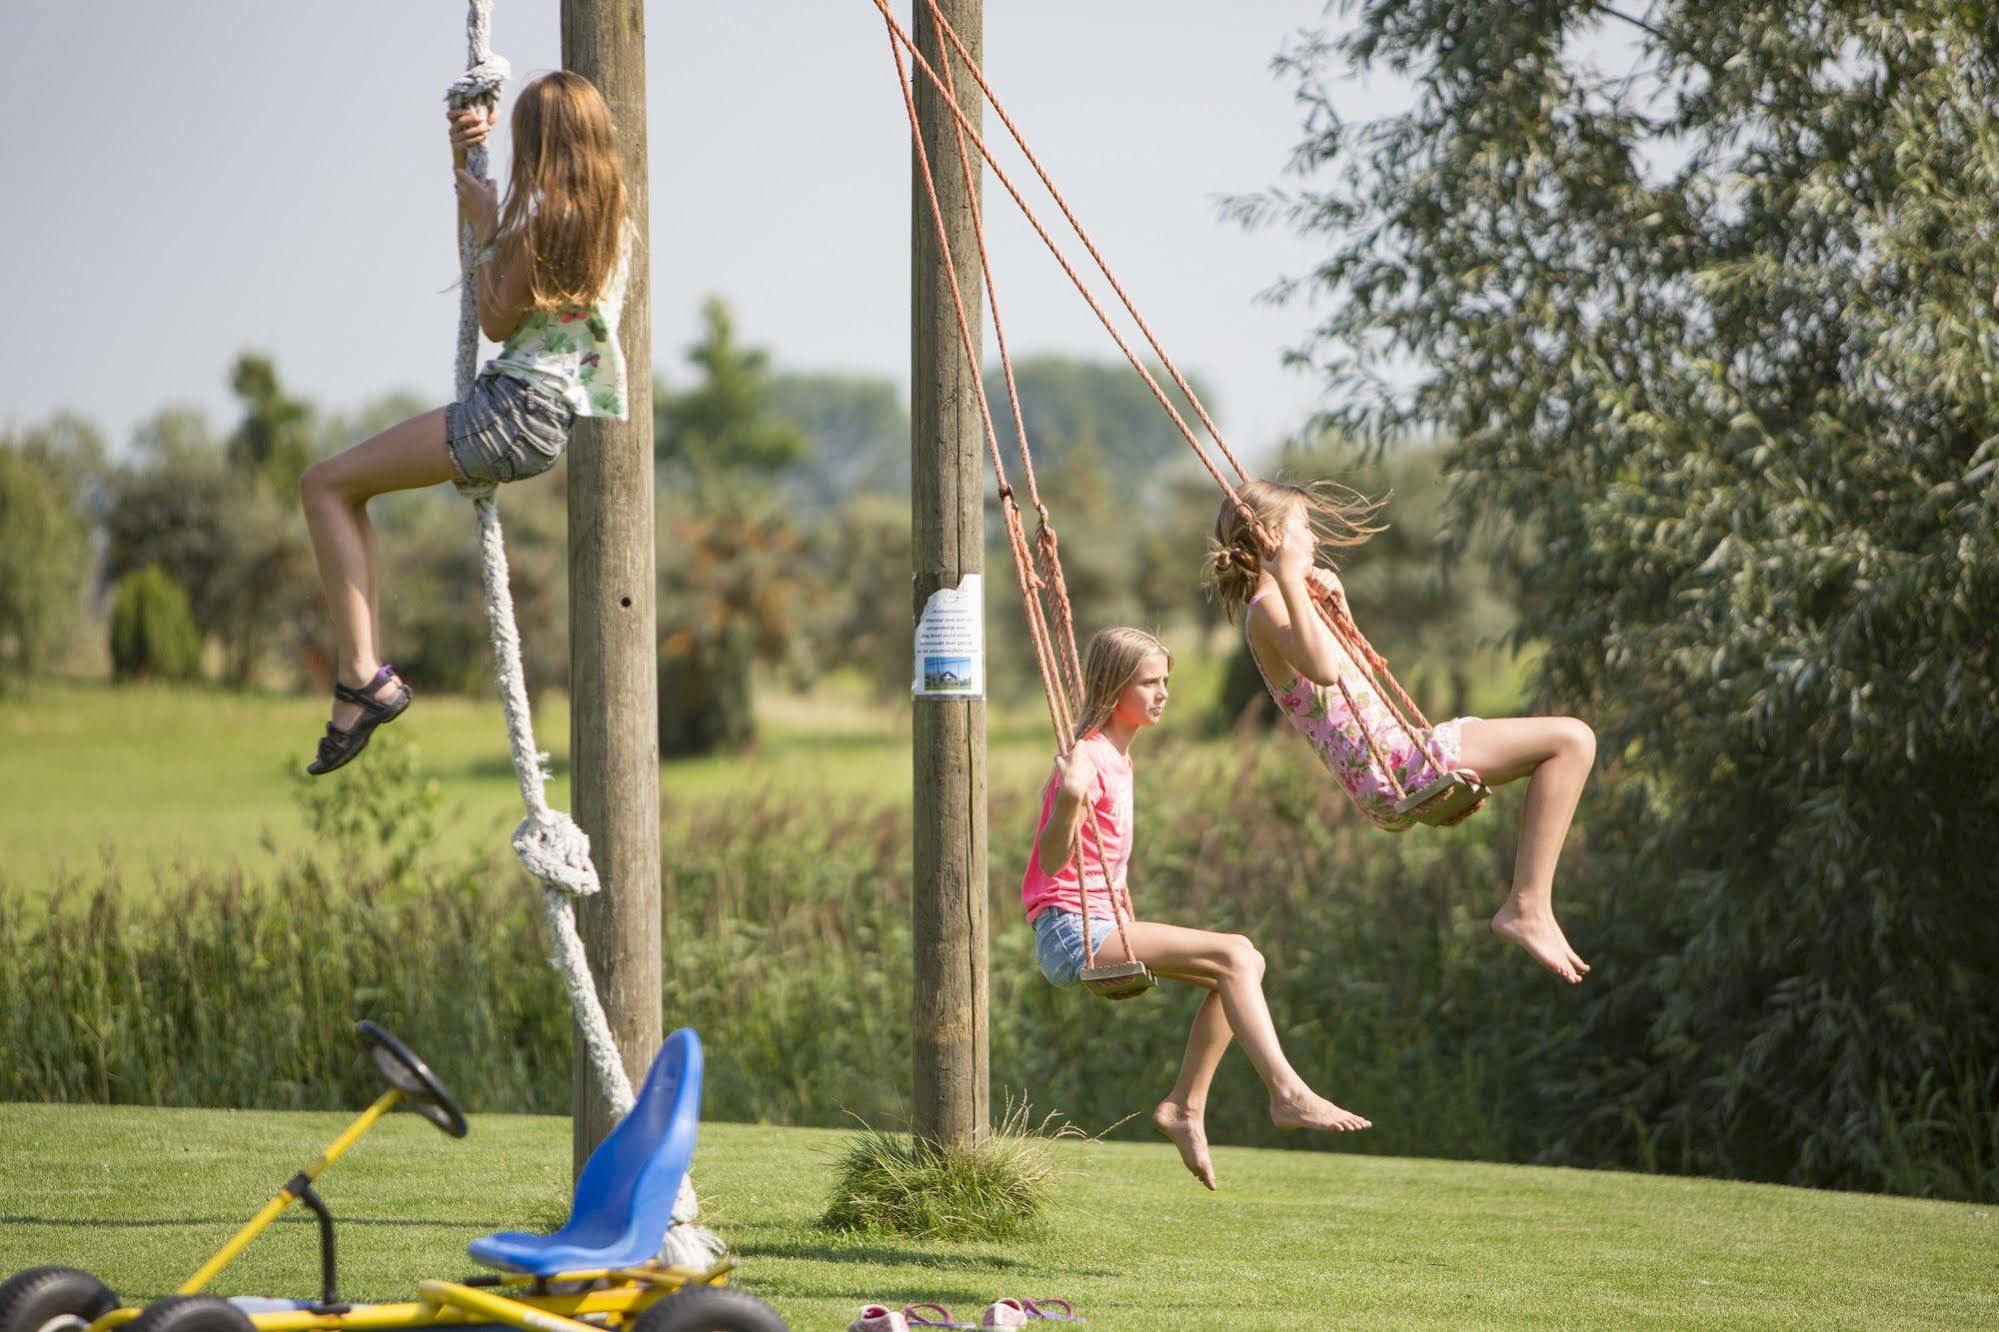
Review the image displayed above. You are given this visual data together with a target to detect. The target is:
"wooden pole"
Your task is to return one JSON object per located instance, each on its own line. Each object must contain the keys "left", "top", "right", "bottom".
{"left": 910, "top": 0, "right": 990, "bottom": 1149}
{"left": 561, "top": 0, "right": 658, "bottom": 1177}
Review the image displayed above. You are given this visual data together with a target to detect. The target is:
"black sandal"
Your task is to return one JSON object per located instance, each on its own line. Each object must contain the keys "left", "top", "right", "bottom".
{"left": 306, "top": 665, "right": 412, "bottom": 776}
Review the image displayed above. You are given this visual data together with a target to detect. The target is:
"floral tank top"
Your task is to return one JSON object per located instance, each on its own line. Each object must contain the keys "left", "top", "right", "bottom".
{"left": 1245, "top": 589, "right": 1473, "bottom": 832}
{"left": 483, "top": 224, "right": 632, "bottom": 419}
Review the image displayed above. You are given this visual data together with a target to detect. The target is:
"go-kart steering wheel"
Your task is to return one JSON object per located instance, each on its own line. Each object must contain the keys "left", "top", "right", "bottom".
{"left": 355, "top": 1021, "right": 468, "bottom": 1138}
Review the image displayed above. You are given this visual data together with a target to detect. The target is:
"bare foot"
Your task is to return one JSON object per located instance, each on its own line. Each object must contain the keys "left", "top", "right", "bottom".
{"left": 1491, "top": 898, "right": 1587, "bottom": 983}
{"left": 1269, "top": 1089, "right": 1371, "bottom": 1133}
{"left": 330, "top": 668, "right": 403, "bottom": 731}
{"left": 1152, "top": 1101, "right": 1217, "bottom": 1190}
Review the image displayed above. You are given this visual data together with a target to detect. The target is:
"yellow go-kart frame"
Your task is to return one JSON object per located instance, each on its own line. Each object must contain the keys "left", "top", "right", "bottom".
{"left": 0, "top": 1024, "right": 785, "bottom": 1332}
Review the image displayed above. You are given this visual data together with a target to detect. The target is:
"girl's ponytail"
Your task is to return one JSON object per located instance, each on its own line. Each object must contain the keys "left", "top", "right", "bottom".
{"left": 1205, "top": 478, "right": 1387, "bottom": 622}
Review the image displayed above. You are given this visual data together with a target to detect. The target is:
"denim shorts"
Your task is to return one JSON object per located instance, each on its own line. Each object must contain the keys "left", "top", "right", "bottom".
{"left": 445, "top": 372, "right": 575, "bottom": 485}
{"left": 1033, "top": 909, "right": 1117, "bottom": 987}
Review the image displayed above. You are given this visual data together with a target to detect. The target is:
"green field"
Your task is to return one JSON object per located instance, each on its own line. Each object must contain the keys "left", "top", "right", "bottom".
{"left": 0, "top": 1104, "right": 1991, "bottom": 1330}
{"left": 0, "top": 680, "right": 1065, "bottom": 892}
{"left": 0, "top": 643, "right": 1534, "bottom": 894}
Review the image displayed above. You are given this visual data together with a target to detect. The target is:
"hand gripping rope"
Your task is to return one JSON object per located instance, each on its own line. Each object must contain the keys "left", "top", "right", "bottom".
{"left": 446, "top": 0, "right": 722, "bottom": 1265}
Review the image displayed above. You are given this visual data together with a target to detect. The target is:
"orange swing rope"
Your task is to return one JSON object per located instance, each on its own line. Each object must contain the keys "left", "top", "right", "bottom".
{"left": 877, "top": 0, "right": 1483, "bottom": 883}
{"left": 882, "top": 10, "right": 1147, "bottom": 997}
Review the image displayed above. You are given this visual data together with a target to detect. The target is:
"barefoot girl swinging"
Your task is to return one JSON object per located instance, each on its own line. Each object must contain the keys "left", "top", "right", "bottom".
{"left": 1210, "top": 480, "right": 1597, "bottom": 984}
{"left": 1023, "top": 627, "right": 1373, "bottom": 1190}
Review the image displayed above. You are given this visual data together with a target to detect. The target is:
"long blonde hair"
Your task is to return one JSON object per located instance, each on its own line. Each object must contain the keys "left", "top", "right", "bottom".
{"left": 1071, "top": 627, "right": 1172, "bottom": 742}
{"left": 498, "top": 71, "right": 629, "bottom": 311}
{"left": 1204, "top": 479, "right": 1386, "bottom": 622}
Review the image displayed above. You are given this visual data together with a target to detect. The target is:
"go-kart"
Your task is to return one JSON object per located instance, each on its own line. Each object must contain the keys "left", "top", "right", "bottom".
{"left": 0, "top": 1023, "right": 785, "bottom": 1332}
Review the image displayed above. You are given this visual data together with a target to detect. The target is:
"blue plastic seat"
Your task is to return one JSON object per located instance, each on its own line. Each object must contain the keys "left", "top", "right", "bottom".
{"left": 468, "top": 1028, "right": 704, "bottom": 1275}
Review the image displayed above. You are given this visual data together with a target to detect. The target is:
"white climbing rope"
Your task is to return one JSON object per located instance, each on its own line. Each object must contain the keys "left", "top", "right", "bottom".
{"left": 447, "top": 0, "right": 721, "bottom": 1269}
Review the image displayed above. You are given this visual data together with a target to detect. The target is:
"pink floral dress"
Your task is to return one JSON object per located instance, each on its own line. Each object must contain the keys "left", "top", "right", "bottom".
{"left": 1245, "top": 589, "right": 1476, "bottom": 832}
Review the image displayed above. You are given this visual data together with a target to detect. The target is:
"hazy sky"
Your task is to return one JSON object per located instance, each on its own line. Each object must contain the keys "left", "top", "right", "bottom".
{"left": 1, "top": 1, "right": 1386, "bottom": 465}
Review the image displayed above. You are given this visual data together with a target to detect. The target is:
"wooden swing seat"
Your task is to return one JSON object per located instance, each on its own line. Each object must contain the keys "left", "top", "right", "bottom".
{"left": 1393, "top": 769, "right": 1490, "bottom": 828}
{"left": 1079, "top": 960, "right": 1156, "bottom": 1001}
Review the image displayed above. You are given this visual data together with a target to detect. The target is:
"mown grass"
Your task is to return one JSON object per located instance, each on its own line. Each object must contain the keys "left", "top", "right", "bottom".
{"left": 0, "top": 1104, "right": 1992, "bottom": 1330}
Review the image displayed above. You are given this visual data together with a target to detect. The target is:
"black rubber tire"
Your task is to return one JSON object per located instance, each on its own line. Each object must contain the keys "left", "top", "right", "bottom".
{"left": 0, "top": 1268, "right": 118, "bottom": 1332}
{"left": 632, "top": 1286, "right": 789, "bottom": 1332}
{"left": 124, "top": 1297, "right": 255, "bottom": 1332}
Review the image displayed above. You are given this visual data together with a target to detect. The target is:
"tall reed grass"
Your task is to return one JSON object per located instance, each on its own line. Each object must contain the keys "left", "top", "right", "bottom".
{"left": 0, "top": 731, "right": 1541, "bottom": 1166}
{"left": 6, "top": 731, "right": 1988, "bottom": 1203}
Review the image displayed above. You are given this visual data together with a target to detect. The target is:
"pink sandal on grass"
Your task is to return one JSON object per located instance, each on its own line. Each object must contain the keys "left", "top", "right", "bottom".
{"left": 1022, "top": 1299, "right": 1083, "bottom": 1322}
{"left": 903, "top": 1305, "right": 976, "bottom": 1330}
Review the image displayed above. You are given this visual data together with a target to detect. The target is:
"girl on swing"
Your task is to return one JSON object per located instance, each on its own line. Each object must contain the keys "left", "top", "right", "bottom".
{"left": 1208, "top": 479, "right": 1596, "bottom": 985}
{"left": 1024, "top": 626, "right": 1371, "bottom": 1192}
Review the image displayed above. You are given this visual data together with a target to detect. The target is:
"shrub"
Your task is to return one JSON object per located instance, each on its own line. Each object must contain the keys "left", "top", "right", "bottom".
{"left": 0, "top": 435, "right": 92, "bottom": 687}
{"left": 108, "top": 566, "right": 203, "bottom": 682}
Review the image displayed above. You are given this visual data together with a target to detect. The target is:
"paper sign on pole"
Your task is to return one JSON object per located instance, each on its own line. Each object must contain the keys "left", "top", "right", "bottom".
{"left": 911, "top": 573, "right": 985, "bottom": 699}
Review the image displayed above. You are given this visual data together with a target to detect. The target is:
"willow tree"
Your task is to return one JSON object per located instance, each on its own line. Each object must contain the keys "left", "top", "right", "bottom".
{"left": 1246, "top": 2, "right": 1999, "bottom": 1198}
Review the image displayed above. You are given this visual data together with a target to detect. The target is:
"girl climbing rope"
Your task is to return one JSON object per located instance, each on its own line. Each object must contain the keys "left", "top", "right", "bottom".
{"left": 1024, "top": 626, "right": 1373, "bottom": 1191}
{"left": 297, "top": 70, "right": 631, "bottom": 775}
{"left": 1210, "top": 480, "right": 1598, "bottom": 985}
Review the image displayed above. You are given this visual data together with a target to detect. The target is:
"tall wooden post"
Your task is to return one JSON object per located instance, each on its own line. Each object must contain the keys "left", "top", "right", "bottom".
{"left": 562, "top": 0, "right": 659, "bottom": 1176}
{"left": 911, "top": 0, "right": 990, "bottom": 1149}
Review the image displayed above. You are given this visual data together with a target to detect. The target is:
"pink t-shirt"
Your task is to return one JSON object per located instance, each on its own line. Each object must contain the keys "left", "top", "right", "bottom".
{"left": 1020, "top": 732, "right": 1134, "bottom": 923}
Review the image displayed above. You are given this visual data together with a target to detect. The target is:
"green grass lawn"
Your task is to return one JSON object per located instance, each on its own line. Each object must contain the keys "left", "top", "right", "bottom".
{"left": 0, "top": 1105, "right": 1991, "bottom": 1330}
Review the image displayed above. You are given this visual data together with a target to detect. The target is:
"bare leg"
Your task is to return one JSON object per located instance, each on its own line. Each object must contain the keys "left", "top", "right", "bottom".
{"left": 1105, "top": 919, "right": 1371, "bottom": 1134}
{"left": 363, "top": 514, "right": 382, "bottom": 654}
{"left": 298, "top": 408, "right": 457, "bottom": 728}
{"left": 1455, "top": 716, "right": 1597, "bottom": 983}
{"left": 1153, "top": 989, "right": 1227, "bottom": 1189}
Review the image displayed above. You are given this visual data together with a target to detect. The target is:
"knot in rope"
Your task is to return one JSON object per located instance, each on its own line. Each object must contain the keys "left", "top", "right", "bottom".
{"left": 446, "top": 55, "right": 512, "bottom": 111}
{"left": 513, "top": 810, "right": 600, "bottom": 895}
{"left": 1001, "top": 505, "right": 1044, "bottom": 591}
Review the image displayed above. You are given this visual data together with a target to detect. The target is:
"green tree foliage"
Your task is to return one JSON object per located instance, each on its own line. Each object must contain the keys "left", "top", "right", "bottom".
{"left": 983, "top": 356, "right": 1219, "bottom": 494}
{"left": 806, "top": 492, "right": 912, "bottom": 697}
{"left": 653, "top": 299, "right": 812, "bottom": 754}
{"left": 227, "top": 354, "right": 314, "bottom": 496}
{"left": 768, "top": 371, "right": 910, "bottom": 510}
{"left": 657, "top": 493, "right": 809, "bottom": 756}
{"left": 1251, "top": 2, "right": 1999, "bottom": 1197}
{"left": 766, "top": 372, "right": 913, "bottom": 698}
{"left": 655, "top": 298, "right": 808, "bottom": 476}
{"left": 388, "top": 470, "right": 569, "bottom": 697}
{"left": 0, "top": 421, "right": 96, "bottom": 688}
{"left": 976, "top": 360, "right": 1222, "bottom": 703}
{"left": 108, "top": 565, "right": 203, "bottom": 683}
{"left": 104, "top": 407, "right": 316, "bottom": 688}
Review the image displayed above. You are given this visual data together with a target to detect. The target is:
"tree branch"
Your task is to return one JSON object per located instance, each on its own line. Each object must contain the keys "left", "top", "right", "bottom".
{"left": 1594, "top": 2, "right": 1666, "bottom": 41}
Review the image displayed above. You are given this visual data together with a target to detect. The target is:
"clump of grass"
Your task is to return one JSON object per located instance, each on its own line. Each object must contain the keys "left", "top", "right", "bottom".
{"left": 821, "top": 1101, "right": 1073, "bottom": 1240}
